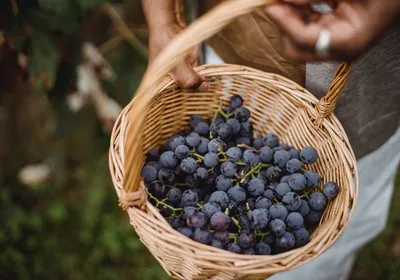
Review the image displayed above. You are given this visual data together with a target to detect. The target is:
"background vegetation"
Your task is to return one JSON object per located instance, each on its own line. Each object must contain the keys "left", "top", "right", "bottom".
{"left": 0, "top": 1, "right": 398, "bottom": 279}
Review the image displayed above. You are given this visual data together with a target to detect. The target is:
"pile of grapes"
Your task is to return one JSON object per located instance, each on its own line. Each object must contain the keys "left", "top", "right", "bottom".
{"left": 141, "top": 95, "right": 339, "bottom": 255}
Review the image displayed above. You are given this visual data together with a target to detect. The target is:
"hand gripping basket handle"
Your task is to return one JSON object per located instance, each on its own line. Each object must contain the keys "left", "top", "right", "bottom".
{"left": 122, "top": 0, "right": 352, "bottom": 201}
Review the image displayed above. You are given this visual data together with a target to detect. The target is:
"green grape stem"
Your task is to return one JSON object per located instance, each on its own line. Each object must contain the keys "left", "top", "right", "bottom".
{"left": 145, "top": 188, "right": 183, "bottom": 213}
{"left": 231, "top": 217, "right": 242, "bottom": 232}
{"left": 229, "top": 233, "right": 238, "bottom": 244}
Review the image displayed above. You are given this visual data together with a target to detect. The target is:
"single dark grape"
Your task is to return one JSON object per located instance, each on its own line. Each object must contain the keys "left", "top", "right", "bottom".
{"left": 216, "top": 123, "right": 232, "bottom": 140}
{"left": 193, "top": 228, "right": 212, "bottom": 245}
{"left": 239, "top": 122, "right": 253, "bottom": 137}
{"left": 205, "top": 171, "right": 218, "bottom": 185}
{"left": 323, "top": 182, "right": 339, "bottom": 199}
{"left": 161, "top": 140, "right": 171, "bottom": 152}
{"left": 194, "top": 122, "right": 210, "bottom": 136}
{"left": 183, "top": 206, "right": 197, "bottom": 219}
{"left": 214, "top": 115, "right": 225, "bottom": 126}
{"left": 269, "top": 204, "right": 289, "bottom": 221}
{"left": 263, "top": 189, "right": 276, "bottom": 200}
{"left": 253, "top": 138, "right": 264, "bottom": 150}
{"left": 148, "top": 181, "right": 166, "bottom": 198}
{"left": 304, "top": 210, "right": 323, "bottom": 225}
{"left": 225, "top": 243, "right": 241, "bottom": 254}
{"left": 209, "top": 191, "right": 230, "bottom": 210}
{"left": 145, "top": 161, "right": 161, "bottom": 171}
{"left": 226, "top": 147, "right": 242, "bottom": 162}
{"left": 279, "top": 143, "right": 291, "bottom": 151}
{"left": 159, "top": 151, "right": 178, "bottom": 168}
{"left": 215, "top": 175, "right": 233, "bottom": 191}
{"left": 141, "top": 165, "right": 158, "bottom": 183}
{"left": 194, "top": 167, "right": 209, "bottom": 181}
{"left": 169, "top": 135, "right": 185, "bottom": 152}
{"left": 226, "top": 118, "right": 241, "bottom": 134}
{"left": 180, "top": 157, "right": 198, "bottom": 174}
{"left": 181, "top": 189, "right": 199, "bottom": 207}
{"left": 166, "top": 188, "right": 182, "bottom": 205}
{"left": 178, "top": 227, "right": 193, "bottom": 238}
{"left": 190, "top": 115, "right": 204, "bottom": 129}
{"left": 211, "top": 212, "right": 231, "bottom": 231}
{"left": 236, "top": 137, "right": 252, "bottom": 146}
{"left": 268, "top": 182, "right": 278, "bottom": 190}
{"left": 289, "top": 148, "right": 300, "bottom": 159}
{"left": 259, "top": 147, "right": 273, "bottom": 163}
{"left": 201, "top": 202, "right": 221, "bottom": 219}
{"left": 238, "top": 231, "right": 256, "bottom": 249}
{"left": 211, "top": 239, "right": 224, "bottom": 249}
{"left": 275, "top": 183, "right": 291, "bottom": 198}
{"left": 304, "top": 170, "right": 320, "bottom": 188}
{"left": 286, "top": 212, "right": 304, "bottom": 230}
{"left": 288, "top": 173, "right": 307, "bottom": 191}
{"left": 266, "top": 166, "right": 282, "bottom": 181}
{"left": 269, "top": 219, "right": 286, "bottom": 237}
{"left": 204, "top": 152, "right": 219, "bottom": 168}
{"left": 300, "top": 146, "right": 318, "bottom": 164}
{"left": 293, "top": 228, "right": 310, "bottom": 247}
{"left": 274, "top": 150, "right": 291, "bottom": 169}
{"left": 208, "top": 138, "right": 227, "bottom": 153}
{"left": 196, "top": 138, "right": 209, "bottom": 155}
{"left": 263, "top": 133, "right": 280, "bottom": 148}
{"left": 308, "top": 192, "right": 327, "bottom": 211}
{"left": 175, "top": 145, "right": 189, "bottom": 160}
{"left": 298, "top": 199, "right": 311, "bottom": 217}
{"left": 255, "top": 242, "right": 271, "bottom": 255}
{"left": 263, "top": 234, "right": 276, "bottom": 246}
{"left": 187, "top": 212, "right": 207, "bottom": 228}
{"left": 213, "top": 231, "right": 231, "bottom": 246}
{"left": 234, "top": 107, "right": 250, "bottom": 122}
{"left": 250, "top": 209, "right": 270, "bottom": 230}
{"left": 243, "top": 149, "right": 260, "bottom": 165}
{"left": 248, "top": 178, "right": 265, "bottom": 196}
{"left": 147, "top": 148, "right": 160, "bottom": 161}
{"left": 227, "top": 186, "right": 246, "bottom": 204}
{"left": 280, "top": 175, "right": 290, "bottom": 184}
{"left": 185, "top": 175, "right": 199, "bottom": 189}
{"left": 282, "top": 192, "right": 301, "bottom": 211}
{"left": 286, "top": 158, "right": 302, "bottom": 174}
{"left": 238, "top": 214, "right": 251, "bottom": 230}
{"left": 157, "top": 168, "right": 175, "bottom": 185}
{"left": 220, "top": 161, "right": 237, "bottom": 177}
{"left": 224, "top": 106, "right": 234, "bottom": 114}
{"left": 255, "top": 197, "right": 272, "bottom": 210}
{"left": 276, "top": 232, "right": 295, "bottom": 250}
{"left": 186, "top": 132, "right": 201, "bottom": 148}
{"left": 230, "top": 94, "right": 243, "bottom": 109}
{"left": 169, "top": 216, "right": 185, "bottom": 229}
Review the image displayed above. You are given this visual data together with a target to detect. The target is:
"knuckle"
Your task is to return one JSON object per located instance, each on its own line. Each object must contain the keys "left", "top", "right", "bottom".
{"left": 181, "top": 75, "right": 201, "bottom": 89}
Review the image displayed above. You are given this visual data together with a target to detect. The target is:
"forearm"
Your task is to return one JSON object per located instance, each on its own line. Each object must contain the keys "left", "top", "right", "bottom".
{"left": 141, "top": 0, "right": 179, "bottom": 30}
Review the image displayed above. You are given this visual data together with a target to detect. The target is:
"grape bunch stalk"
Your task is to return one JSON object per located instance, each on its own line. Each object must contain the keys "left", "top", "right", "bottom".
{"left": 141, "top": 95, "right": 339, "bottom": 255}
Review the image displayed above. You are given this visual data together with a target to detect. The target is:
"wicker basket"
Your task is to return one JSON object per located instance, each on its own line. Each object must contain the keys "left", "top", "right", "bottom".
{"left": 109, "top": 0, "right": 359, "bottom": 279}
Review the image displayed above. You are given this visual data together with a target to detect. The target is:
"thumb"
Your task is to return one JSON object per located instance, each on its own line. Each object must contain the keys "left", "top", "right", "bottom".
{"left": 170, "top": 60, "right": 208, "bottom": 91}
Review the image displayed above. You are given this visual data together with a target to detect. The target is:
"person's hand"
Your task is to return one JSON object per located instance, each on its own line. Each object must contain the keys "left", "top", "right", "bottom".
{"left": 265, "top": 0, "right": 400, "bottom": 61}
{"left": 148, "top": 22, "right": 208, "bottom": 90}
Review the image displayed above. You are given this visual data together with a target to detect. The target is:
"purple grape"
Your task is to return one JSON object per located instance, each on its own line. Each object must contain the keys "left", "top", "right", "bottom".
{"left": 255, "top": 242, "right": 271, "bottom": 255}
{"left": 250, "top": 209, "right": 270, "bottom": 230}
{"left": 225, "top": 243, "right": 241, "bottom": 254}
{"left": 253, "top": 138, "right": 264, "bottom": 150}
{"left": 209, "top": 191, "right": 230, "bottom": 210}
{"left": 227, "top": 186, "right": 246, "bottom": 204}
{"left": 181, "top": 189, "right": 199, "bottom": 207}
{"left": 147, "top": 149, "right": 160, "bottom": 161}
{"left": 204, "top": 152, "right": 219, "bottom": 168}
{"left": 190, "top": 115, "right": 204, "bottom": 129}
{"left": 234, "top": 107, "right": 250, "bottom": 122}
{"left": 259, "top": 147, "right": 273, "bottom": 163}
{"left": 255, "top": 197, "right": 272, "bottom": 210}
{"left": 239, "top": 122, "right": 253, "bottom": 137}
{"left": 169, "top": 216, "right": 185, "bottom": 229}
{"left": 226, "top": 147, "right": 242, "bottom": 162}
{"left": 269, "top": 219, "right": 286, "bottom": 237}
{"left": 220, "top": 161, "right": 237, "bottom": 177}
{"left": 263, "top": 133, "right": 280, "bottom": 148}
{"left": 185, "top": 175, "right": 199, "bottom": 189}
{"left": 194, "top": 122, "right": 210, "bottom": 136}
{"left": 280, "top": 175, "right": 290, "bottom": 184}
{"left": 187, "top": 212, "right": 207, "bottom": 228}
{"left": 211, "top": 239, "right": 224, "bottom": 249}
{"left": 178, "top": 227, "right": 193, "bottom": 238}
{"left": 300, "top": 146, "right": 318, "bottom": 164}
{"left": 186, "top": 132, "right": 201, "bottom": 148}
{"left": 201, "top": 202, "right": 221, "bottom": 219}
{"left": 293, "top": 228, "right": 310, "bottom": 247}
{"left": 304, "top": 170, "right": 320, "bottom": 188}
{"left": 243, "top": 149, "right": 260, "bottom": 165}
{"left": 276, "top": 183, "right": 291, "bottom": 198}
{"left": 216, "top": 175, "right": 233, "bottom": 191}
{"left": 274, "top": 150, "right": 291, "bottom": 169}
{"left": 289, "top": 148, "right": 300, "bottom": 159}
{"left": 208, "top": 138, "right": 227, "bottom": 153}
{"left": 248, "top": 178, "right": 265, "bottom": 196}
{"left": 175, "top": 145, "right": 189, "bottom": 160}
{"left": 157, "top": 168, "right": 175, "bottom": 185}
{"left": 286, "top": 158, "right": 302, "bottom": 174}
{"left": 166, "top": 188, "right": 182, "bottom": 205}
{"left": 263, "top": 234, "right": 276, "bottom": 245}
{"left": 159, "top": 151, "right": 178, "bottom": 168}
{"left": 216, "top": 123, "right": 232, "bottom": 140}
{"left": 282, "top": 192, "right": 301, "bottom": 211}
{"left": 308, "top": 192, "right": 327, "bottom": 211}
{"left": 323, "top": 182, "right": 339, "bottom": 199}
{"left": 196, "top": 138, "right": 209, "bottom": 155}
{"left": 183, "top": 206, "right": 197, "bottom": 219}
{"left": 286, "top": 212, "right": 304, "bottom": 230}
{"left": 269, "top": 204, "right": 289, "bottom": 220}
{"left": 141, "top": 165, "right": 158, "bottom": 183}
{"left": 169, "top": 135, "right": 185, "bottom": 152}
{"left": 194, "top": 167, "right": 209, "bottom": 181}
{"left": 277, "top": 232, "right": 295, "bottom": 250}
{"left": 226, "top": 118, "right": 241, "bottom": 134}
{"left": 230, "top": 94, "right": 243, "bottom": 109}
{"left": 238, "top": 231, "right": 256, "bottom": 249}
{"left": 288, "top": 173, "right": 306, "bottom": 191}
{"left": 305, "top": 210, "right": 323, "bottom": 225}
{"left": 213, "top": 231, "right": 231, "bottom": 245}
{"left": 211, "top": 212, "right": 231, "bottom": 231}
{"left": 266, "top": 166, "right": 282, "bottom": 181}
{"left": 279, "top": 143, "right": 291, "bottom": 151}
{"left": 193, "top": 228, "right": 212, "bottom": 245}
{"left": 298, "top": 199, "right": 311, "bottom": 216}
{"left": 148, "top": 181, "right": 165, "bottom": 198}
{"left": 235, "top": 137, "right": 252, "bottom": 146}
{"left": 262, "top": 189, "right": 276, "bottom": 200}
{"left": 180, "top": 157, "right": 198, "bottom": 174}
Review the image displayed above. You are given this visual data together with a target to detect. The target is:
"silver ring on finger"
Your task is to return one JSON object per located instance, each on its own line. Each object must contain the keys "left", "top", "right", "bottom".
{"left": 315, "top": 28, "right": 331, "bottom": 57}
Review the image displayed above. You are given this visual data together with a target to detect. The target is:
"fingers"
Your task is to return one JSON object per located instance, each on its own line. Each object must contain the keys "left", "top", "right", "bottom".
{"left": 170, "top": 61, "right": 208, "bottom": 91}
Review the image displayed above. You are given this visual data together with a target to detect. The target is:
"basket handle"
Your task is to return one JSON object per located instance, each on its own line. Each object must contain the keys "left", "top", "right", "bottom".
{"left": 123, "top": 0, "right": 351, "bottom": 201}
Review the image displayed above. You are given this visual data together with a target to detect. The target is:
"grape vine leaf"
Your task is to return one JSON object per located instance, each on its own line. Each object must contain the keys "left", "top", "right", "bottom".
{"left": 29, "top": 33, "right": 59, "bottom": 93}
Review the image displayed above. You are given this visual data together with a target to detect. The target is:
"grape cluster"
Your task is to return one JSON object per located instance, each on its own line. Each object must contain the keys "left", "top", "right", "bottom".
{"left": 141, "top": 95, "right": 339, "bottom": 255}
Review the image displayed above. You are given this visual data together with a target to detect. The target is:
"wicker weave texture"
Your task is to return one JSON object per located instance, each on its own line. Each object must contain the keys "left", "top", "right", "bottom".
{"left": 109, "top": 64, "right": 358, "bottom": 280}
